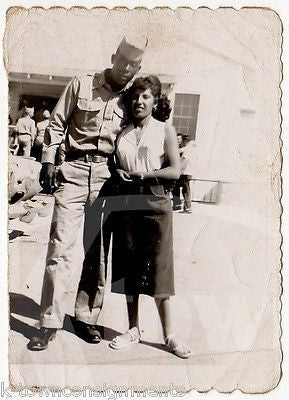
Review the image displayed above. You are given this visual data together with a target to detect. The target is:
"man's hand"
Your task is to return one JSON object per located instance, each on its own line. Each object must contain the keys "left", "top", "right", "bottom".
{"left": 40, "top": 163, "right": 56, "bottom": 194}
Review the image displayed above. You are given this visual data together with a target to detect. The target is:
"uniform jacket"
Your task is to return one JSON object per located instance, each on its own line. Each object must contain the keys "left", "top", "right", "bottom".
{"left": 41, "top": 70, "right": 126, "bottom": 164}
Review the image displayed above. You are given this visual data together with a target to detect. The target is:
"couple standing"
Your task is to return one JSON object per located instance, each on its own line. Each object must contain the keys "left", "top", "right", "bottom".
{"left": 27, "top": 35, "right": 191, "bottom": 359}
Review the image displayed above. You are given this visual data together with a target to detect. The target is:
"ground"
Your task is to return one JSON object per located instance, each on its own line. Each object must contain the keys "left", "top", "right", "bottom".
{"left": 8, "top": 187, "right": 281, "bottom": 392}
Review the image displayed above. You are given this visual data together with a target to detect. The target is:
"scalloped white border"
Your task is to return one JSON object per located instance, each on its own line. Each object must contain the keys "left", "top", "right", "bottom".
{"left": 1, "top": 2, "right": 288, "bottom": 399}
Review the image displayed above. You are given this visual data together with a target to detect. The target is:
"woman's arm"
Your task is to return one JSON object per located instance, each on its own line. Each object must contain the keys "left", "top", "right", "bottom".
{"left": 130, "top": 124, "right": 181, "bottom": 181}
{"left": 107, "top": 153, "right": 132, "bottom": 182}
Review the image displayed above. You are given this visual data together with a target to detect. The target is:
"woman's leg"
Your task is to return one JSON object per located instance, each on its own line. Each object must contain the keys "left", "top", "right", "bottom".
{"left": 109, "top": 294, "right": 140, "bottom": 349}
{"left": 155, "top": 297, "right": 172, "bottom": 338}
{"left": 155, "top": 296, "right": 192, "bottom": 359}
{"left": 127, "top": 294, "right": 140, "bottom": 330}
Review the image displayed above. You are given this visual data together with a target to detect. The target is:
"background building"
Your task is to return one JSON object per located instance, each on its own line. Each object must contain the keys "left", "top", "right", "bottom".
{"left": 5, "top": 7, "right": 281, "bottom": 201}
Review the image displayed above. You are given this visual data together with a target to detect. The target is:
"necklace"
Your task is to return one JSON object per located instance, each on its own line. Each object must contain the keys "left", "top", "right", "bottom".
{"left": 135, "top": 127, "right": 143, "bottom": 146}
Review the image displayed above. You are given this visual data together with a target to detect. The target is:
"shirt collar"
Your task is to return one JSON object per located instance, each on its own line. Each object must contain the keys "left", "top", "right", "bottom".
{"left": 92, "top": 70, "right": 106, "bottom": 90}
{"left": 130, "top": 116, "right": 156, "bottom": 131}
{"left": 92, "top": 69, "right": 131, "bottom": 94}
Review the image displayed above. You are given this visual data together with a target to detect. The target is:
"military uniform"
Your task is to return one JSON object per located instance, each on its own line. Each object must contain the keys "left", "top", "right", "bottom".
{"left": 40, "top": 70, "right": 126, "bottom": 328}
{"left": 15, "top": 115, "right": 36, "bottom": 157}
{"left": 34, "top": 118, "right": 49, "bottom": 161}
{"left": 172, "top": 140, "right": 194, "bottom": 212}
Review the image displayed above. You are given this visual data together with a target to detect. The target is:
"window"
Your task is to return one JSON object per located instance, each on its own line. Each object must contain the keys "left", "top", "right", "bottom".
{"left": 172, "top": 94, "right": 200, "bottom": 140}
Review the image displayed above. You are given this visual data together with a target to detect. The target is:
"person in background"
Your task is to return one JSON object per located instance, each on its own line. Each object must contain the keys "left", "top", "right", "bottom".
{"left": 33, "top": 110, "right": 51, "bottom": 161}
{"left": 8, "top": 115, "right": 16, "bottom": 149}
{"left": 15, "top": 106, "right": 36, "bottom": 157}
{"left": 172, "top": 133, "right": 193, "bottom": 213}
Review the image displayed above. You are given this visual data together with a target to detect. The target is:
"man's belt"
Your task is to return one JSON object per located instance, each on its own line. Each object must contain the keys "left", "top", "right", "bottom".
{"left": 65, "top": 151, "right": 106, "bottom": 163}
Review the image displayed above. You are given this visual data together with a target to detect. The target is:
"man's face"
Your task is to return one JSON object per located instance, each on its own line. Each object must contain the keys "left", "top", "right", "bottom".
{"left": 110, "top": 51, "right": 141, "bottom": 86}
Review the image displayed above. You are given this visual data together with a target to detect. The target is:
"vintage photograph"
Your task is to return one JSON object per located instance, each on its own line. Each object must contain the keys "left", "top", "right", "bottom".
{"left": 5, "top": 6, "right": 282, "bottom": 393}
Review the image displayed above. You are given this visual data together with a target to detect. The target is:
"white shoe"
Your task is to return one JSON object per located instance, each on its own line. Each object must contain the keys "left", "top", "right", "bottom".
{"left": 165, "top": 335, "right": 192, "bottom": 359}
{"left": 109, "top": 328, "right": 140, "bottom": 350}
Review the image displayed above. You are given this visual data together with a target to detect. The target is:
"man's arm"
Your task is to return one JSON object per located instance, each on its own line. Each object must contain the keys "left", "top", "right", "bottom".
{"left": 30, "top": 120, "right": 37, "bottom": 144}
{"left": 41, "top": 77, "right": 79, "bottom": 164}
{"left": 40, "top": 77, "right": 79, "bottom": 193}
{"left": 14, "top": 119, "right": 20, "bottom": 133}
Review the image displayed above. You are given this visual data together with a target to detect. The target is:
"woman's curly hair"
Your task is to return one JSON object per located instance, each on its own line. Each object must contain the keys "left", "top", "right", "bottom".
{"left": 122, "top": 75, "right": 172, "bottom": 123}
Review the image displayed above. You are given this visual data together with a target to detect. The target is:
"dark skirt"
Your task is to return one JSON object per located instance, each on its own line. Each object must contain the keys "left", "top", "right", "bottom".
{"left": 110, "top": 181, "right": 175, "bottom": 297}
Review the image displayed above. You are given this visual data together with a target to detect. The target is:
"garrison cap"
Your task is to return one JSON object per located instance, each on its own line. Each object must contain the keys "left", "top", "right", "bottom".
{"left": 43, "top": 110, "right": 51, "bottom": 119}
{"left": 117, "top": 34, "right": 148, "bottom": 61}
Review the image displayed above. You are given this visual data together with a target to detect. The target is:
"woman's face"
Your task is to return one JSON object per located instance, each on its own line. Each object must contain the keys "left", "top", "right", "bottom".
{"left": 131, "top": 88, "right": 156, "bottom": 119}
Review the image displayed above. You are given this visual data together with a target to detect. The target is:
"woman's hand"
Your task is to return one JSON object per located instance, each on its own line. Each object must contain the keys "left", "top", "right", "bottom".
{"left": 116, "top": 169, "right": 132, "bottom": 182}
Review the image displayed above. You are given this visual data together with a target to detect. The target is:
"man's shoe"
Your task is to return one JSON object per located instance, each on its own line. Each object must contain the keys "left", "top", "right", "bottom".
{"left": 172, "top": 204, "right": 182, "bottom": 211}
{"left": 183, "top": 208, "right": 192, "bottom": 213}
{"left": 27, "top": 327, "right": 57, "bottom": 351}
{"left": 73, "top": 320, "right": 102, "bottom": 344}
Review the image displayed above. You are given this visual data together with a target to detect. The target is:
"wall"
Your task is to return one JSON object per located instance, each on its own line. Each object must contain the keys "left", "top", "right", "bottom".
{"left": 5, "top": 8, "right": 281, "bottom": 186}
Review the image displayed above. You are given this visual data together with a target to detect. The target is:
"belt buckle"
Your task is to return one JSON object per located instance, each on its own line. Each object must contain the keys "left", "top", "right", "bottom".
{"left": 91, "top": 155, "right": 99, "bottom": 163}
{"left": 85, "top": 154, "right": 97, "bottom": 163}
{"left": 84, "top": 154, "right": 105, "bottom": 163}
{"left": 93, "top": 155, "right": 105, "bottom": 163}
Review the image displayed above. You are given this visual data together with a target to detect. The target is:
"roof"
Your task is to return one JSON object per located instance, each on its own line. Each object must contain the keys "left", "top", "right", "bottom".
{"left": 8, "top": 70, "right": 177, "bottom": 86}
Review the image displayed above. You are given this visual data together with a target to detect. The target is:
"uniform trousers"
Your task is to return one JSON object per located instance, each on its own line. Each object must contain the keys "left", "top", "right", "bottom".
{"left": 17, "top": 134, "right": 32, "bottom": 157}
{"left": 39, "top": 159, "right": 111, "bottom": 328}
{"left": 172, "top": 174, "right": 192, "bottom": 211}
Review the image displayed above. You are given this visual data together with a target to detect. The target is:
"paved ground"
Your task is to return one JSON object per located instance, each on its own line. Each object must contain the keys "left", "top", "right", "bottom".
{"left": 8, "top": 185, "right": 281, "bottom": 392}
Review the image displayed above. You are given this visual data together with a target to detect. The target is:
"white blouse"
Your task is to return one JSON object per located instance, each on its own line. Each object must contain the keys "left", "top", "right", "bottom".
{"left": 116, "top": 117, "right": 167, "bottom": 173}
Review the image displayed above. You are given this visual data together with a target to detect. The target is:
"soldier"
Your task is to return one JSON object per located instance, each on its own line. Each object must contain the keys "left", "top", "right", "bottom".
{"left": 34, "top": 110, "right": 51, "bottom": 161}
{"left": 15, "top": 106, "right": 36, "bottom": 157}
{"left": 27, "top": 35, "right": 148, "bottom": 351}
{"left": 172, "top": 134, "right": 193, "bottom": 213}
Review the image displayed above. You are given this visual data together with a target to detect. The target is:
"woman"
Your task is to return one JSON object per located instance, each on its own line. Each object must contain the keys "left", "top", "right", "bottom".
{"left": 109, "top": 75, "right": 192, "bottom": 358}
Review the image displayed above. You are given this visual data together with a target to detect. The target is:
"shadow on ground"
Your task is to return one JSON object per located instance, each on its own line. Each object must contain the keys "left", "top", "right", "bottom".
{"left": 10, "top": 292, "right": 40, "bottom": 319}
{"left": 9, "top": 292, "right": 123, "bottom": 342}
{"left": 140, "top": 340, "right": 171, "bottom": 354}
{"left": 9, "top": 230, "right": 28, "bottom": 241}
